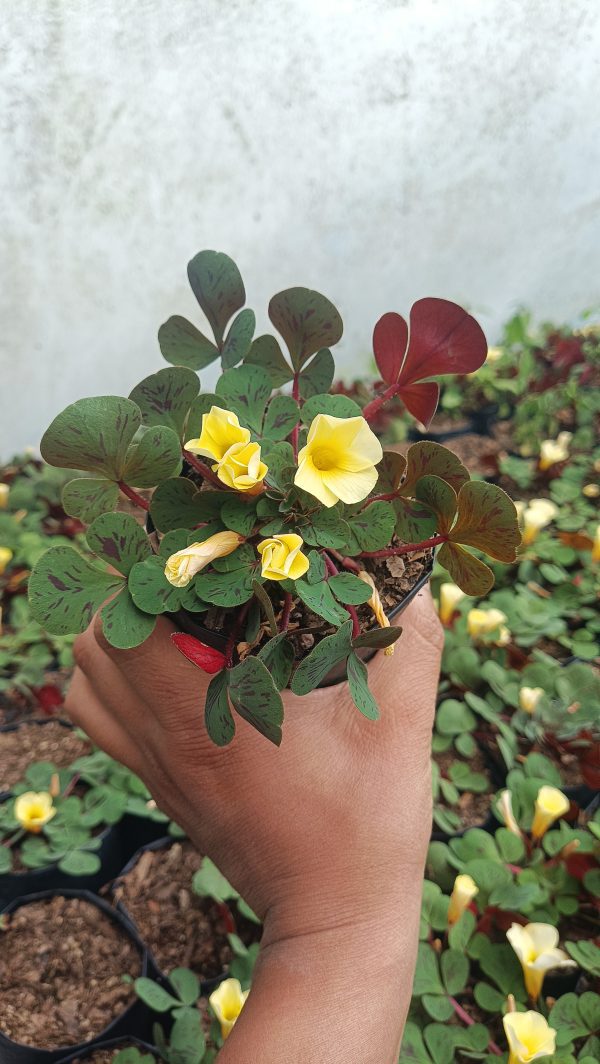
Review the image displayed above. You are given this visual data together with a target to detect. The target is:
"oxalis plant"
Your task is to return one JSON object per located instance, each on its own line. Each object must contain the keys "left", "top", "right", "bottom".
{"left": 29, "top": 251, "right": 521, "bottom": 746}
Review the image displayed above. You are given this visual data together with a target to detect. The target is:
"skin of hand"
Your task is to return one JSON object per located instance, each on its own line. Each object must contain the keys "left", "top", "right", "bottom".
{"left": 66, "top": 588, "right": 443, "bottom": 1063}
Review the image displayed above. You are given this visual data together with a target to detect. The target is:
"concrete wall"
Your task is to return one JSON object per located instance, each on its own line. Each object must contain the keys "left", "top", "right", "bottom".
{"left": 1, "top": 0, "right": 599, "bottom": 457}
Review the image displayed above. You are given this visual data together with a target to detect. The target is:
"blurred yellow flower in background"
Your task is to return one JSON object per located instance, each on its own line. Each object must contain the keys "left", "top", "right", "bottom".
{"left": 0, "top": 483, "right": 9, "bottom": 508}
{"left": 467, "top": 607, "right": 510, "bottom": 646}
{"left": 295, "top": 414, "right": 382, "bottom": 507}
{"left": 0, "top": 547, "right": 13, "bottom": 575}
{"left": 437, "top": 582, "right": 465, "bottom": 625}
{"left": 498, "top": 790, "right": 522, "bottom": 837}
{"left": 518, "top": 499, "right": 558, "bottom": 546}
{"left": 507, "top": 922, "right": 576, "bottom": 999}
{"left": 209, "top": 978, "right": 249, "bottom": 1040}
{"left": 538, "top": 431, "right": 571, "bottom": 471}
{"left": 447, "top": 874, "right": 478, "bottom": 925}
{"left": 519, "top": 687, "right": 544, "bottom": 715}
{"left": 14, "top": 791, "right": 56, "bottom": 833}
{"left": 503, "top": 1010, "right": 556, "bottom": 1063}
{"left": 531, "top": 786, "right": 570, "bottom": 839}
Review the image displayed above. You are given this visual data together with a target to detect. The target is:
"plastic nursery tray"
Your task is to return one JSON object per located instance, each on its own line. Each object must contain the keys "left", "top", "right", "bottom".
{"left": 0, "top": 889, "right": 155, "bottom": 1064}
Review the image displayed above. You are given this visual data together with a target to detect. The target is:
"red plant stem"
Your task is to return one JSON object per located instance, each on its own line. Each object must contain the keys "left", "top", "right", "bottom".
{"left": 449, "top": 997, "right": 502, "bottom": 1056}
{"left": 225, "top": 599, "right": 252, "bottom": 668}
{"left": 360, "top": 534, "right": 447, "bottom": 559}
{"left": 2, "top": 829, "right": 25, "bottom": 849}
{"left": 61, "top": 772, "right": 80, "bottom": 799}
{"left": 183, "top": 450, "right": 224, "bottom": 489}
{"left": 363, "top": 491, "right": 399, "bottom": 504}
{"left": 290, "top": 373, "right": 301, "bottom": 460}
{"left": 362, "top": 382, "right": 400, "bottom": 423}
{"left": 117, "top": 482, "right": 149, "bottom": 511}
{"left": 281, "top": 591, "right": 293, "bottom": 632}
{"left": 328, "top": 549, "right": 362, "bottom": 574}
{"left": 323, "top": 552, "right": 361, "bottom": 638}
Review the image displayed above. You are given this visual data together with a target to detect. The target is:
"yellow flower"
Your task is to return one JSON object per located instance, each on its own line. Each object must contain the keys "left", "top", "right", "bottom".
{"left": 209, "top": 978, "right": 249, "bottom": 1040}
{"left": 507, "top": 922, "right": 576, "bottom": 1000}
{"left": 185, "top": 405, "right": 250, "bottom": 463}
{"left": 583, "top": 483, "right": 600, "bottom": 498}
{"left": 14, "top": 791, "right": 57, "bottom": 833}
{"left": 531, "top": 785, "right": 570, "bottom": 839}
{"left": 257, "top": 534, "right": 309, "bottom": 581}
{"left": 520, "top": 499, "right": 558, "bottom": 547}
{"left": 437, "top": 582, "right": 465, "bottom": 625}
{"left": 538, "top": 431, "right": 572, "bottom": 471}
{"left": 498, "top": 790, "right": 522, "bottom": 837}
{"left": 447, "top": 874, "right": 478, "bottom": 926}
{"left": 486, "top": 346, "right": 503, "bottom": 363}
{"left": 0, "top": 547, "right": 13, "bottom": 575}
{"left": 164, "top": 532, "right": 244, "bottom": 588}
{"left": 467, "top": 607, "right": 510, "bottom": 646}
{"left": 358, "top": 570, "right": 394, "bottom": 655}
{"left": 295, "top": 414, "right": 383, "bottom": 508}
{"left": 0, "top": 484, "right": 9, "bottom": 509}
{"left": 592, "top": 524, "right": 600, "bottom": 564}
{"left": 215, "top": 440, "right": 268, "bottom": 494}
{"left": 519, "top": 687, "right": 544, "bottom": 715}
{"left": 503, "top": 1011, "right": 556, "bottom": 1064}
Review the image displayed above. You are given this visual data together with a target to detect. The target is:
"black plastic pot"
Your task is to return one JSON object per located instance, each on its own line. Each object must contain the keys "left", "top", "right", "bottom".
{"left": 0, "top": 718, "right": 76, "bottom": 802}
{"left": 0, "top": 796, "right": 128, "bottom": 908}
{"left": 468, "top": 403, "right": 500, "bottom": 436}
{"left": 0, "top": 889, "right": 154, "bottom": 1064}
{"left": 111, "top": 835, "right": 232, "bottom": 997}
{"left": 56, "top": 1037, "right": 159, "bottom": 1063}
{"left": 407, "top": 423, "right": 474, "bottom": 444}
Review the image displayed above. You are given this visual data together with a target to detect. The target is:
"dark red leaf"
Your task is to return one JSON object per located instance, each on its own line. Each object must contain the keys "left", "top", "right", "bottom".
{"left": 397, "top": 380, "right": 440, "bottom": 427}
{"left": 33, "top": 684, "right": 63, "bottom": 715}
{"left": 171, "top": 633, "right": 226, "bottom": 674}
{"left": 372, "top": 312, "right": 408, "bottom": 385}
{"left": 401, "top": 298, "right": 487, "bottom": 385}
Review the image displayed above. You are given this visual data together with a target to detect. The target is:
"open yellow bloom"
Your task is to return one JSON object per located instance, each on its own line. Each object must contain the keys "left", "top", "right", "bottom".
{"left": 592, "top": 524, "right": 600, "bottom": 564}
{"left": 215, "top": 440, "right": 268, "bottom": 494}
{"left": 538, "top": 431, "right": 571, "bottom": 471}
{"left": 498, "top": 790, "right": 522, "bottom": 837}
{"left": 295, "top": 414, "right": 382, "bottom": 508}
{"left": 257, "top": 534, "right": 309, "bottom": 581}
{"left": 185, "top": 405, "right": 250, "bottom": 463}
{"left": 437, "top": 582, "right": 465, "bottom": 625}
{"left": 507, "top": 922, "right": 576, "bottom": 1000}
{"left": 0, "top": 484, "right": 9, "bottom": 509}
{"left": 14, "top": 791, "right": 57, "bottom": 833}
{"left": 209, "top": 978, "right": 249, "bottom": 1040}
{"left": 503, "top": 1011, "right": 556, "bottom": 1063}
{"left": 0, "top": 547, "right": 13, "bottom": 575}
{"left": 447, "top": 874, "right": 478, "bottom": 926}
{"left": 519, "top": 687, "right": 544, "bottom": 715}
{"left": 164, "top": 532, "right": 244, "bottom": 588}
{"left": 520, "top": 499, "right": 558, "bottom": 547}
{"left": 531, "top": 785, "right": 570, "bottom": 839}
{"left": 467, "top": 607, "right": 510, "bottom": 646}
{"left": 358, "top": 570, "right": 394, "bottom": 655}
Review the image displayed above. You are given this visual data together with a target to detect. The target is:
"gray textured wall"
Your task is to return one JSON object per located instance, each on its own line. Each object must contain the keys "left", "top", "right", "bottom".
{"left": 1, "top": 0, "right": 599, "bottom": 457}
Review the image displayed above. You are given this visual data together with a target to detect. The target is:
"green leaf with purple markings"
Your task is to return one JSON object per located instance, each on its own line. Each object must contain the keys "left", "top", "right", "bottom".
{"left": 298, "top": 348, "right": 335, "bottom": 399}
{"left": 228, "top": 656, "right": 284, "bottom": 745}
{"left": 150, "top": 478, "right": 222, "bottom": 532}
{"left": 415, "top": 475, "right": 458, "bottom": 533}
{"left": 29, "top": 546, "right": 123, "bottom": 635}
{"left": 268, "top": 288, "right": 343, "bottom": 370}
{"left": 99, "top": 588, "right": 157, "bottom": 649}
{"left": 257, "top": 633, "right": 295, "bottom": 691}
{"left": 437, "top": 542, "right": 495, "bottom": 596}
{"left": 243, "top": 334, "right": 294, "bottom": 387}
{"left": 62, "top": 478, "right": 120, "bottom": 522}
{"left": 205, "top": 671, "right": 236, "bottom": 747}
{"left": 188, "top": 250, "right": 246, "bottom": 347}
{"left": 221, "top": 308, "right": 256, "bottom": 369}
{"left": 290, "top": 620, "right": 353, "bottom": 695}
{"left": 120, "top": 425, "right": 182, "bottom": 488}
{"left": 262, "top": 396, "right": 300, "bottom": 441}
{"left": 216, "top": 365, "right": 272, "bottom": 434}
{"left": 400, "top": 442, "right": 470, "bottom": 498}
{"left": 128, "top": 555, "right": 187, "bottom": 614}
{"left": 347, "top": 652, "right": 379, "bottom": 720}
{"left": 448, "top": 481, "right": 522, "bottom": 562}
{"left": 158, "top": 315, "right": 219, "bottom": 370}
{"left": 41, "top": 396, "right": 141, "bottom": 480}
{"left": 86, "top": 512, "right": 152, "bottom": 577}
{"left": 129, "top": 367, "right": 200, "bottom": 441}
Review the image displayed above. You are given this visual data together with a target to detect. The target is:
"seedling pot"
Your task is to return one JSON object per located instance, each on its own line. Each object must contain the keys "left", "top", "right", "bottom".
{"left": 430, "top": 742, "right": 507, "bottom": 843}
{"left": 469, "top": 402, "right": 500, "bottom": 436}
{"left": 56, "top": 1037, "right": 159, "bottom": 1063}
{"left": 0, "top": 719, "right": 76, "bottom": 803}
{"left": 0, "top": 890, "right": 154, "bottom": 1063}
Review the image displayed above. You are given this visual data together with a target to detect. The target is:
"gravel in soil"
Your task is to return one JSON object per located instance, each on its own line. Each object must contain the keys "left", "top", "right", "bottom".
{"left": 0, "top": 896, "right": 140, "bottom": 1050}
{"left": 112, "top": 840, "right": 232, "bottom": 980}
{"left": 66, "top": 1047, "right": 159, "bottom": 1063}
{"left": 433, "top": 747, "right": 493, "bottom": 829}
{"left": 0, "top": 720, "right": 92, "bottom": 791}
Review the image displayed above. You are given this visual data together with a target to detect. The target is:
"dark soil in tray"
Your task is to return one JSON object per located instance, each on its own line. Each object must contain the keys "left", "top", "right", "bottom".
{"left": 439, "top": 433, "right": 501, "bottom": 478}
{"left": 66, "top": 1046, "right": 159, "bottom": 1063}
{"left": 0, "top": 896, "right": 140, "bottom": 1050}
{"left": 113, "top": 840, "right": 231, "bottom": 980}
{"left": 434, "top": 747, "right": 493, "bottom": 829}
{"left": 0, "top": 720, "right": 92, "bottom": 791}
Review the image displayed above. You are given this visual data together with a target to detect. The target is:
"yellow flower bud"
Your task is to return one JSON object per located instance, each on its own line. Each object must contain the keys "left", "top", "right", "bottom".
{"left": 358, "top": 570, "right": 394, "bottom": 655}
{"left": 257, "top": 534, "right": 309, "bottom": 582}
{"left": 14, "top": 791, "right": 57, "bottom": 833}
{"left": 497, "top": 790, "right": 522, "bottom": 837}
{"left": 215, "top": 440, "right": 268, "bottom": 494}
{"left": 503, "top": 1010, "right": 556, "bottom": 1064}
{"left": 185, "top": 405, "right": 250, "bottom": 463}
{"left": 209, "top": 978, "right": 249, "bottom": 1040}
{"left": 164, "top": 532, "right": 244, "bottom": 588}
{"left": 592, "top": 524, "right": 600, "bottom": 564}
{"left": 538, "top": 431, "right": 571, "bottom": 471}
{"left": 531, "top": 785, "right": 570, "bottom": 839}
{"left": 0, "top": 484, "right": 9, "bottom": 509}
{"left": 520, "top": 499, "right": 558, "bottom": 547}
{"left": 467, "top": 607, "right": 510, "bottom": 646}
{"left": 0, "top": 547, "right": 13, "bottom": 575}
{"left": 437, "top": 582, "right": 465, "bottom": 625}
{"left": 295, "top": 414, "right": 382, "bottom": 508}
{"left": 507, "top": 922, "right": 576, "bottom": 1000}
{"left": 447, "top": 874, "right": 478, "bottom": 926}
{"left": 519, "top": 687, "right": 544, "bottom": 715}
{"left": 582, "top": 483, "right": 600, "bottom": 499}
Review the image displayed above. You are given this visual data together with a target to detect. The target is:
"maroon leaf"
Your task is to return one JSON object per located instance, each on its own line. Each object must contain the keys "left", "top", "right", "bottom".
{"left": 448, "top": 481, "right": 522, "bottom": 563}
{"left": 171, "top": 633, "right": 226, "bottom": 674}
{"left": 396, "top": 381, "right": 440, "bottom": 427}
{"left": 437, "top": 542, "right": 495, "bottom": 596}
{"left": 373, "top": 312, "right": 408, "bottom": 385}
{"left": 400, "top": 442, "right": 470, "bottom": 498}
{"left": 402, "top": 298, "right": 488, "bottom": 384}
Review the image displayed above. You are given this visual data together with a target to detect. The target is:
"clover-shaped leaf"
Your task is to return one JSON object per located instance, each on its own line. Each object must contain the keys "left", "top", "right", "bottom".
{"left": 216, "top": 364, "right": 272, "bottom": 434}
{"left": 86, "top": 512, "right": 152, "bottom": 577}
{"left": 41, "top": 396, "right": 141, "bottom": 480}
{"left": 448, "top": 481, "right": 522, "bottom": 562}
{"left": 400, "top": 442, "right": 470, "bottom": 498}
{"left": 29, "top": 545, "right": 122, "bottom": 635}
{"left": 158, "top": 314, "right": 219, "bottom": 371}
{"left": 228, "top": 656, "right": 284, "bottom": 745}
{"left": 269, "top": 288, "right": 343, "bottom": 370}
{"left": 129, "top": 367, "right": 200, "bottom": 441}
{"left": 188, "top": 250, "right": 246, "bottom": 348}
